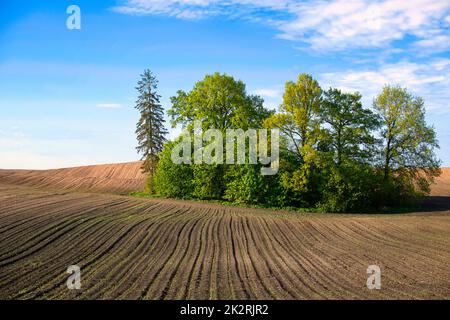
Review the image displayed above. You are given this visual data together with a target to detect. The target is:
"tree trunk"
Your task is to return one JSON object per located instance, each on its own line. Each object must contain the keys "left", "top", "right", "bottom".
{"left": 384, "top": 137, "right": 391, "bottom": 181}
{"left": 337, "top": 127, "right": 342, "bottom": 166}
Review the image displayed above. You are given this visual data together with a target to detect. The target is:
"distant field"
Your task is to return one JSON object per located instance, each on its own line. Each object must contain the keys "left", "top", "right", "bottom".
{"left": 431, "top": 168, "right": 450, "bottom": 196}
{"left": 0, "top": 163, "right": 448, "bottom": 196}
{"left": 0, "top": 162, "right": 145, "bottom": 195}
{"left": 0, "top": 163, "right": 449, "bottom": 299}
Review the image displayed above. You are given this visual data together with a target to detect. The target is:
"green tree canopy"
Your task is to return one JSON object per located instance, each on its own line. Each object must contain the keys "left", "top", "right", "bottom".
{"left": 321, "top": 88, "right": 380, "bottom": 166}
{"left": 373, "top": 85, "right": 441, "bottom": 195}
{"left": 263, "top": 74, "right": 323, "bottom": 162}
{"left": 166, "top": 72, "right": 272, "bottom": 200}
{"left": 154, "top": 73, "right": 442, "bottom": 212}
{"left": 263, "top": 74, "right": 324, "bottom": 207}
{"left": 168, "top": 72, "right": 271, "bottom": 131}
{"left": 153, "top": 140, "right": 193, "bottom": 198}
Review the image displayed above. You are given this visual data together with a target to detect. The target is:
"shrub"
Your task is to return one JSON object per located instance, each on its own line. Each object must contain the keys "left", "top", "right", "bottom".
{"left": 318, "top": 164, "right": 382, "bottom": 213}
{"left": 153, "top": 141, "right": 193, "bottom": 198}
{"left": 192, "top": 164, "right": 225, "bottom": 199}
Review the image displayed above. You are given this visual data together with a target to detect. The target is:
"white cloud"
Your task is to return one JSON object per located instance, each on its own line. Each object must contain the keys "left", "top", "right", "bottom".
{"left": 96, "top": 103, "right": 122, "bottom": 109}
{"left": 113, "top": 0, "right": 450, "bottom": 52}
{"left": 252, "top": 88, "right": 281, "bottom": 98}
{"left": 414, "top": 34, "right": 450, "bottom": 54}
{"left": 320, "top": 58, "right": 450, "bottom": 113}
{"left": 113, "top": 0, "right": 290, "bottom": 19}
{"left": 113, "top": 0, "right": 218, "bottom": 19}
{"left": 277, "top": 0, "right": 450, "bottom": 51}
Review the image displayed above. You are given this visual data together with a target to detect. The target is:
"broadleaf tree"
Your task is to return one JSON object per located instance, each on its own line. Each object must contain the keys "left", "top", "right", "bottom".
{"left": 168, "top": 72, "right": 271, "bottom": 131}
{"left": 321, "top": 88, "right": 380, "bottom": 166}
{"left": 373, "top": 85, "right": 441, "bottom": 195}
{"left": 153, "top": 72, "right": 442, "bottom": 212}
{"left": 263, "top": 74, "right": 324, "bottom": 206}
{"left": 263, "top": 74, "right": 323, "bottom": 162}
{"left": 167, "top": 72, "right": 271, "bottom": 199}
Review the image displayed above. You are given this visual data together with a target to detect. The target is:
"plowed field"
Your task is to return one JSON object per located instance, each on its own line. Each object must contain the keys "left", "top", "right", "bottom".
{"left": 0, "top": 182, "right": 449, "bottom": 299}
{"left": 431, "top": 168, "right": 450, "bottom": 196}
{"left": 0, "top": 162, "right": 447, "bottom": 196}
{"left": 0, "top": 162, "right": 145, "bottom": 195}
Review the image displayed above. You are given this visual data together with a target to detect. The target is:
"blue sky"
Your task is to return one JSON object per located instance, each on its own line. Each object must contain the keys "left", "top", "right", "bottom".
{"left": 0, "top": 0, "right": 449, "bottom": 169}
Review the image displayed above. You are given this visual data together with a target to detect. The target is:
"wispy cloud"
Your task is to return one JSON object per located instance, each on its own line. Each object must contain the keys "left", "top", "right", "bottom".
{"left": 96, "top": 103, "right": 122, "bottom": 109}
{"left": 252, "top": 88, "right": 281, "bottom": 98}
{"left": 320, "top": 58, "right": 450, "bottom": 113}
{"left": 276, "top": 0, "right": 450, "bottom": 51}
{"left": 414, "top": 35, "right": 450, "bottom": 54}
{"left": 112, "top": 0, "right": 220, "bottom": 19}
{"left": 113, "top": 0, "right": 450, "bottom": 52}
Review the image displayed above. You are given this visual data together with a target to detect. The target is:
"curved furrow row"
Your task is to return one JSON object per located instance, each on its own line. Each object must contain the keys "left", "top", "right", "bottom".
{"left": 0, "top": 198, "right": 134, "bottom": 263}
{"left": 163, "top": 207, "right": 214, "bottom": 299}
{"left": 335, "top": 220, "right": 448, "bottom": 283}
{"left": 151, "top": 212, "right": 204, "bottom": 299}
{"left": 228, "top": 214, "right": 254, "bottom": 299}
{"left": 1, "top": 219, "right": 122, "bottom": 299}
{"left": 315, "top": 220, "right": 433, "bottom": 299}
{"left": 359, "top": 219, "right": 450, "bottom": 259}
{"left": 191, "top": 208, "right": 222, "bottom": 300}
{"left": 86, "top": 204, "right": 192, "bottom": 299}
{"left": 107, "top": 207, "right": 191, "bottom": 299}
{"left": 0, "top": 193, "right": 97, "bottom": 234}
{"left": 0, "top": 192, "right": 97, "bottom": 224}
{"left": 135, "top": 208, "right": 202, "bottom": 299}
{"left": 256, "top": 217, "right": 332, "bottom": 299}
{"left": 216, "top": 211, "right": 236, "bottom": 299}
{"left": 0, "top": 197, "right": 130, "bottom": 254}
{"left": 283, "top": 219, "right": 390, "bottom": 299}
{"left": 273, "top": 218, "right": 364, "bottom": 299}
{"left": 0, "top": 218, "right": 107, "bottom": 290}
{"left": 35, "top": 210, "right": 161, "bottom": 300}
{"left": 50, "top": 203, "right": 177, "bottom": 300}
{"left": 0, "top": 184, "right": 449, "bottom": 300}
{"left": 239, "top": 216, "right": 293, "bottom": 299}
{"left": 1, "top": 200, "right": 160, "bottom": 293}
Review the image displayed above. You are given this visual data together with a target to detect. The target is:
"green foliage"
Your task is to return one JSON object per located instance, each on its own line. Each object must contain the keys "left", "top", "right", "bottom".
{"left": 135, "top": 69, "right": 168, "bottom": 193}
{"left": 224, "top": 164, "right": 287, "bottom": 207}
{"left": 373, "top": 85, "right": 441, "bottom": 197}
{"left": 262, "top": 74, "right": 326, "bottom": 207}
{"left": 279, "top": 161, "right": 324, "bottom": 207}
{"left": 264, "top": 73, "right": 324, "bottom": 161}
{"left": 153, "top": 140, "right": 193, "bottom": 198}
{"left": 224, "top": 165, "right": 261, "bottom": 204}
{"left": 150, "top": 73, "right": 441, "bottom": 213}
{"left": 192, "top": 164, "right": 225, "bottom": 199}
{"left": 143, "top": 174, "right": 153, "bottom": 194}
{"left": 166, "top": 72, "right": 272, "bottom": 201}
{"left": 319, "top": 164, "right": 383, "bottom": 213}
{"left": 169, "top": 72, "right": 272, "bottom": 131}
{"left": 321, "top": 88, "right": 380, "bottom": 166}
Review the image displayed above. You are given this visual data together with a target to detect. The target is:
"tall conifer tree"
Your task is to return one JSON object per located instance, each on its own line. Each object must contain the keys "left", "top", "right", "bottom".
{"left": 135, "top": 69, "right": 168, "bottom": 192}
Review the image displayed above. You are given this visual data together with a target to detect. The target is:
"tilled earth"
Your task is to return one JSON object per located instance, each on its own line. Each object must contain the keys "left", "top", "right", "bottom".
{"left": 0, "top": 183, "right": 449, "bottom": 300}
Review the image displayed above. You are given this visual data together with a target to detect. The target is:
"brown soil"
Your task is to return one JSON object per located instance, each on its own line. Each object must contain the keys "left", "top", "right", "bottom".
{"left": 0, "top": 162, "right": 146, "bottom": 195}
{"left": 0, "top": 163, "right": 449, "bottom": 300}
{"left": 430, "top": 168, "right": 450, "bottom": 196}
{"left": 1, "top": 163, "right": 447, "bottom": 197}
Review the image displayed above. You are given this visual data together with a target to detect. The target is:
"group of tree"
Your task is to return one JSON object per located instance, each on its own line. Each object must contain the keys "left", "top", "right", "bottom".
{"left": 135, "top": 70, "right": 441, "bottom": 212}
